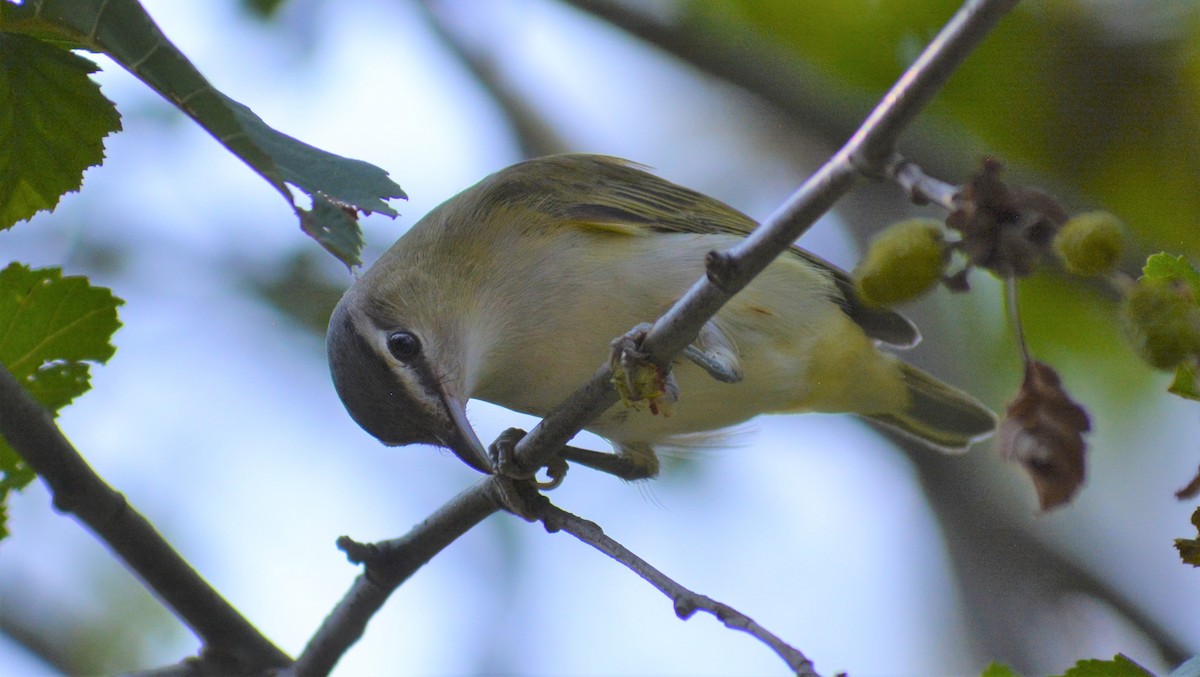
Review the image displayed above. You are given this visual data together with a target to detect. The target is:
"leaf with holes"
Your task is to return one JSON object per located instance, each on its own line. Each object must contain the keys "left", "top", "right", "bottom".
{"left": 2, "top": 0, "right": 405, "bottom": 266}
{"left": 0, "top": 263, "right": 123, "bottom": 536}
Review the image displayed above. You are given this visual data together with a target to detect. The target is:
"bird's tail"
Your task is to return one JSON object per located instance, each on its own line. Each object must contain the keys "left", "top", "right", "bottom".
{"left": 865, "top": 363, "right": 997, "bottom": 453}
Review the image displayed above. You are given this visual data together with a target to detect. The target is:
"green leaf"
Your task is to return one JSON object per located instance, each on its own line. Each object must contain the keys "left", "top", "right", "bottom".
{"left": 1057, "top": 654, "right": 1156, "bottom": 677}
{"left": 0, "top": 34, "right": 122, "bottom": 228}
{"left": 1169, "top": 361, "right": 1200, "bottom": 402}
{"left": 242, "top": 0, "right": 290, "bottom": 20}
{"left": 1143, "top": 253, "right": 1200, "bottom": 297}
{"left": 2, "top": 0, "right": 405, "bottom": 266}
{"left": 982, "top": 663, "right": 1022, "bottom": 677}
{"left": 0, "top": 263, "right": 123, "bottom": 536}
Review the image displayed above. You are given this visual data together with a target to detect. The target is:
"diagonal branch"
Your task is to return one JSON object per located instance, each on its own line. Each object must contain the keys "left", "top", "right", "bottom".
{"left": 0, "top": 363, "right": 292, "bottom": 673}
{"left": 536, "top": 498, "right": 821, "bottom": 676}
{"left": 509, "top": 0, "right": 1021, "bottom": 474}
{"left": 283, "top": 478, "right": 510, "bottom": 677}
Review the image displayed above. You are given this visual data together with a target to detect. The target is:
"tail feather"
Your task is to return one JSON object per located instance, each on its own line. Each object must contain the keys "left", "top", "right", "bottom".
{"left": 865, "top": 363, "right": 997, "bottom": 453}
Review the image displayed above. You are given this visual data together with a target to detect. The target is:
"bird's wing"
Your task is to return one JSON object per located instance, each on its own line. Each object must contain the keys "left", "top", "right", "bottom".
{"left": 542, "top": 154, "right": 920, "bottom": 348}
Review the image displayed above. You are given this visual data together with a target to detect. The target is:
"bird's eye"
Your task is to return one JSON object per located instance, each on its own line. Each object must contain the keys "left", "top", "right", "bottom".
{"left": 386, "top": 331, "right": 421, "bottom": 362}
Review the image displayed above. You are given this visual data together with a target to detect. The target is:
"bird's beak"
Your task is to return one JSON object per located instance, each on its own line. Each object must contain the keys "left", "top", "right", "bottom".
{"left": 439, "top": 395, "right": 493, "bottom": 474}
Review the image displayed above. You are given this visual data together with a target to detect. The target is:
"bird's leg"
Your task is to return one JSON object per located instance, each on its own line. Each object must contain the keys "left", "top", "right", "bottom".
{"left": 489, "top": 427, "right": 569, "bottom": 490}
{"left": 560, "top": 442, "right": 660, "bottom": 481}
{"left": 489, "top": 428, "right": 658, "bottom": 484}
{"left": 610, "top": 323, "right": 678, "bottom": 416}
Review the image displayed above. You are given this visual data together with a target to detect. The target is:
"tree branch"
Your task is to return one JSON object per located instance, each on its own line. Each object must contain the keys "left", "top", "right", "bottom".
{"left": 536, "top": 499, "right": 821, "bottom": 676}
{"left": 509, "top": 0, "right": 1020, "bottom": 473}
{"left": 283, "top": 477, "right": 516, "bottom": 676}
{"left": 0, "top": 363, "right": 291, "bottom": 673}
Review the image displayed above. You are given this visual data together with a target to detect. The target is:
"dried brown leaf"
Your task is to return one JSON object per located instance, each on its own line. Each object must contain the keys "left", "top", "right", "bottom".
{"left": 997, "top": 360, "right": 1091, "bottom": 510}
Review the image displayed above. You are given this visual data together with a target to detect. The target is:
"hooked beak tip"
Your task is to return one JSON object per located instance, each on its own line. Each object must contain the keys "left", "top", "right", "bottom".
{"left": 442, "top": 398, "right": 493, "bottom": 475}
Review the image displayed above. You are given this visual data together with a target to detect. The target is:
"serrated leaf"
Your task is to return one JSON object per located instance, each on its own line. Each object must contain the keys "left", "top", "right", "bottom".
{"left": 2, "top": 0, "right": 405, "bottom": 266}
{"left": 0, "top": 263, "right": 123, "bottom": 534}
{"left": 982, "top": 663, "right": 1022, "bottom": 677}
{"left": 1058, "top": 654, "right": 1156, "bottom": 677}
{"left": 0, "top": 33, "right": 122, "bottom": 228}
{"left": 1143, "top": 253, "right": 1200, "bottom": 297}
{"left": 301, "top": 194, "right": 367, "bottom": 269}
{"left": 1169, "top": 362, "right": 1200, "bottom": 401}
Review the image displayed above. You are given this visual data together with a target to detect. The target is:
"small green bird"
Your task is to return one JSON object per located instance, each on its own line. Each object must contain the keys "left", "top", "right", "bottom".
{"left": 327, "top": 154, "right": 996, "bottom": 479}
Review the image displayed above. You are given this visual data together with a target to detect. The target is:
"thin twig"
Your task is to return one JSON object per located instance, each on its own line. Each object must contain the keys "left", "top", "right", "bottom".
{"left": 537, "top": 500, "right": 822, "bottom": 677}
{"left": 883, "top": 154, "right": 961, "bottom": 211}
{"left": 0, "top": 363, "right": 292, "bottom": 672}
{"left": 283, "top": 478, "right": 509, "bottom": 677}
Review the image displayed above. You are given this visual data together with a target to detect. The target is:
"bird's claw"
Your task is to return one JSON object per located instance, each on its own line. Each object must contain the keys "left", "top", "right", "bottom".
{"left": 610, "top": 323, "right": 678, "bottom": 416}
{"left": 488, "top": 427, "right": 569, "bottom": 490}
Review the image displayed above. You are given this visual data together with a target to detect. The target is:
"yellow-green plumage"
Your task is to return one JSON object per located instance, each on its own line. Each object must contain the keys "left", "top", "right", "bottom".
{"left": 331, "top": 154, "right": 996, "bottom": 479}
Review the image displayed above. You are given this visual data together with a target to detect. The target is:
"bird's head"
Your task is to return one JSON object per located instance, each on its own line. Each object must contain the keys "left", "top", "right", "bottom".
{"left": 326, "top": 261, "right": 492, "bottom": 474}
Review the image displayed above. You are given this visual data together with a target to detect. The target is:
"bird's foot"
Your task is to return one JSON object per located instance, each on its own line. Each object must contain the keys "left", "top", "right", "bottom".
{"left": 489, "top": 427, "right": 568, "bottom": 490}
{"left": 610, "top": 323, "right": 678, "bottom": 416}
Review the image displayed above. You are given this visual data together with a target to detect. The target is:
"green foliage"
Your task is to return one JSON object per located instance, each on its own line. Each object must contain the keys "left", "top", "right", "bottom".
{"left": 1143, "top": 253, "right": 1200, "bottom": 297}
{"left": 1056, "top": 654, "right": 1155, "bottom": 677}
{"left": 686, "top": 1, "right": 1200, "bottom": 260}
{"left": 0, "top": 0, "right": 405, "bottom": 267}
{"left": 243, "top": 0, "right": 289, "bottom": 19}
{"left": 0, "top": 34, "right": 122, "bottom": 228}
{"left": 1170, "top": 361, "right": 1200, "bottom": 402}
{"left": 1054, "top": 211, "right": 1125, "bottom": 277}
{"left": 1120, "top": 254, "right": 1200, "bottom": 381}
{"left": 0, "top": 263, "right": 123, "bottom": 536}
{"left": 852, "top": 218, "right": 947, "bottom": 307}
{"left": 981, "top": 662, "right": 1021, "bottom": 677}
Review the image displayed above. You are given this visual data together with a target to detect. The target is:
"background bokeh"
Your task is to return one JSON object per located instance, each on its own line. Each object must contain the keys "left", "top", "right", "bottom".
{"left": 2, "top": 1, "right": 1199, "bottom": 675}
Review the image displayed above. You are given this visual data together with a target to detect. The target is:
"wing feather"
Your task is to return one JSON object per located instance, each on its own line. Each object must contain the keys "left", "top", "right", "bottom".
{"left": 488, "top": 154, "right": 920, "bottom": 347}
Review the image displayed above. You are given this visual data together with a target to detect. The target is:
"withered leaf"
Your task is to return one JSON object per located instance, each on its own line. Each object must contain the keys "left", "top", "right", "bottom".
{"left": 1175, "top": 507, "right": 1200, "bottom": 567}
{"left": 997, "top": 360, "right": 1091, "bottom": 510}
{"left": 947, "top": 158, "right": 1067, "bottom": 278}
{"left": 1177, "top": 465, "right": 1200, "bottom": 501}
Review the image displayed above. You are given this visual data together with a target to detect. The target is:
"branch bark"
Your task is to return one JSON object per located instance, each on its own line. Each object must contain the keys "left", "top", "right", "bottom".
{"left": 0, "top": 363, "right": 292, "bottom": 673}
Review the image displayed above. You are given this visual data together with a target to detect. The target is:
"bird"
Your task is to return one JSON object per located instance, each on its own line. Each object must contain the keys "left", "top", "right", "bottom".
{"left": 327, "top": 154, "right": 996, "bottom": 480}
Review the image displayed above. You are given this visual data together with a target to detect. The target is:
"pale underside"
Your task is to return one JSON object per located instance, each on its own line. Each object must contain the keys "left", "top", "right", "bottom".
{"left": 466, "top": 226, "right": 909, "bottom": 450}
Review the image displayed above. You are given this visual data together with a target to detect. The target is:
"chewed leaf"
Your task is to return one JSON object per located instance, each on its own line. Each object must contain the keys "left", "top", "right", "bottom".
{"left": 301, "top": 195, "right": 367, "bottom": 269}
{"left": 0, "top": 34, "right": 122, "bottom": 229}
{"left": 997, "top": 360, "right": 1090, "bottom": 511}
{"left": 2, "top": 0, "right": 405, "bottom": 266}
{"left": 0, "top": 263, "right": 123, "bottom": 528}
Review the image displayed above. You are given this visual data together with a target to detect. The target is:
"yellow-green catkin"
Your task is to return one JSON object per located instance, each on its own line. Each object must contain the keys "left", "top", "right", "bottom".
{"left": 1121, "top": 278, "right": 1200, "bottom": 369}
{"left": 1054, "top": 211, "right": 1125, "bottom": 276}
{"left": 854, "top": 219, "right": 947, "bottom": 307}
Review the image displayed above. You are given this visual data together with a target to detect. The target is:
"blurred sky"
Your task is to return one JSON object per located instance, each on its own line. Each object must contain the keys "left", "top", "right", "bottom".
{"left": 1, "top": 1, "right": 1198, "bottom": 675}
